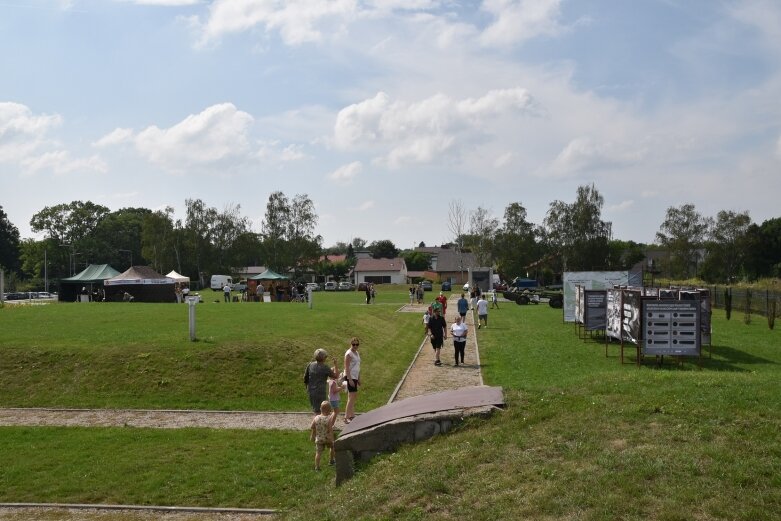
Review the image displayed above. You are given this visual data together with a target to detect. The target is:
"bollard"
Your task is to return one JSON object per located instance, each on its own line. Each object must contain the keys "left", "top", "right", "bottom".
{"left": 187, "top": 296, "right": 198, "bottom": 341}
{"left": 307, "top": 287, "right": 313, "bottom": 309}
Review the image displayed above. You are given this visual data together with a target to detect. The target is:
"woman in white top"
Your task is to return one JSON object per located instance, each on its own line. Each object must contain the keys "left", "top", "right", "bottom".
{"left": 343, "top": 337, "right": 361, "bottom": 424}
{"left": 451, "top": 315, "right": 469, "bottom": 366}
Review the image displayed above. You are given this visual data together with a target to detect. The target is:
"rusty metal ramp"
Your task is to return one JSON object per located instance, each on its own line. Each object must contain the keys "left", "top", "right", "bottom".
{"left": 341, "top": 385, "right": 504, "bottom": 436}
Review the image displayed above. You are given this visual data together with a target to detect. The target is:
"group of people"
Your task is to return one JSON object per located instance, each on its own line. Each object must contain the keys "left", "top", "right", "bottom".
{"left": 364, "top": 283, "right": 376, "bottom": 304}
{"left": 304, "top": 338, "right": 362, "bottom": 470}
{"left": 408, "top": 284, "right": 425, "bottom": 304}
{"left": 424, "top": 289, "right": 493, "bottom": 365}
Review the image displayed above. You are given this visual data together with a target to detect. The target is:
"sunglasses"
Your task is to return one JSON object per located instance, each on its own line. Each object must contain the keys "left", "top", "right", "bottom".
{"left": 351, "top": 343, "right": 360, "bottom": 347}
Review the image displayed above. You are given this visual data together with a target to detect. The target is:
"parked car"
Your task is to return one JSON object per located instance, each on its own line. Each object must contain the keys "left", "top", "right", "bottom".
{"left": 420, "top": 280, "right": 433, "bottom": 291}
{"left": 441, "top": 281, "right": 452, "bottom": 291}
{"left": 338, "top": 281, "right": 353, "bottom": 291}
{"left": 305, "top": 282, "right": 320, "bottom": 292}
{"left": 231, "top": 280, "right": 247, "bottom": 292}
{"left": 324, "top": 281, "right": 337, "bottom": 291}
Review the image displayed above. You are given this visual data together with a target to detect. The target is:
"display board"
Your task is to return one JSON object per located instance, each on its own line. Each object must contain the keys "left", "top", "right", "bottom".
{"left": 575, "top": 285, "right": 584, "bottom": 324}
{"left": 643, "top": 300, "right": 701, "bottom": 356}
{"left": 563, "top": 271, "right": 629, "bottom": 322}
{"left": 622, "top": 289, "right": 643, "bottom": 344}
{"left": 606, "top": 289, "right": 622, "bottom": 340}
{"left": 583, "top": 290, "right": 607, "bottom": 331}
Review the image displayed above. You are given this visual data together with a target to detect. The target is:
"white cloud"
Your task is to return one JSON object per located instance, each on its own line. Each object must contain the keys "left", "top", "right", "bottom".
{"left": 193, "top": 0, "right": 357, "bottom": 47}
{"left": 126, "top": 0, "right": 201, "bottom": 5}
{"left": 255, "top": 140, "right": 306, "bottom": 164}
{"left": 92, "top": 127, "right": 134, "bottom": 147}
{"left": 333, "top": 88, "right": 534, "bottom": 168}
{"left": 328, "top": 161, "right": 363, "bottom": 184}
{"left": 394, "top": 215, "right": 413, "bottom": 224}
{"left": 479, "top": 0, "right": 565, "bottom": 48}
{"left": 493, "top": 152, "right": 514, "bottom": 168}
{"left": 21, "top": 151, "right": 107, "bottom": 175}
{"left": 134, "top": 103, "right": 254, "bottom": 172}
{"left": 607, "top": 200, "right": 634, "bottom": 213}
{"left": 549, "top": 137, "right": 646, "bottom": 177}
{"left": 357, "top": 200, "right": 375, "bottom": 211}
{"left": 0, "top": 102, "right": 105, "bottom": 175}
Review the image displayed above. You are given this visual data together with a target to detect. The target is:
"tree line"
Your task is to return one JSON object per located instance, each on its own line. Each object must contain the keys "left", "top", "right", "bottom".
{"left": 1, "top": 184, "right": 779, "bottom": 290}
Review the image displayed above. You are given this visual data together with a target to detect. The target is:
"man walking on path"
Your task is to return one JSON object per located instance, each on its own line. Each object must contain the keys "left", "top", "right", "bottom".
{"left": 476, "top": 294, "right": 489, "bottom": 328}
{"left": 491, "top": 290, "right": 499, "bottom": 309}
{"left": 457, "top": 293, "right": 469, "bottom": 321}
{"left": 427, "top": 307, "right": 447, "bottom": 366}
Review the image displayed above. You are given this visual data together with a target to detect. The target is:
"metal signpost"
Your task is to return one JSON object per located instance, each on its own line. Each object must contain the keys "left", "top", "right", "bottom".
{"left": 187, "top": 296, "right": 198, "bottom": 341}
{"left": 307, "top": 287, "right": 313, "bottom": 309}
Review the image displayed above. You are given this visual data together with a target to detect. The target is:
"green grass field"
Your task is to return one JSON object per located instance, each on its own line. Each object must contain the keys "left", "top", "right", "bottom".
{"left": 1, "top": 288, "right": 780, "bottom": 519}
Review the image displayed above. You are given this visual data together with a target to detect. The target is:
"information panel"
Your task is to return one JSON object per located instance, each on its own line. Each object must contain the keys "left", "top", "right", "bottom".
{"left": 583, "top": 290, "right": 607, "bottom": 331}
{"left": 643, "top": 301, "right": 700, "bottom": 356}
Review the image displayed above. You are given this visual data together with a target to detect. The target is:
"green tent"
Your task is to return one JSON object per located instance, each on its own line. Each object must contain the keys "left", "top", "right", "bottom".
{"left": 60, "top": 264, "right": 121, "bottom": 302}
{"left": 62, "top": 264, "right": 120, "bottom": 283}
{"left": 249, "top": 269, "right": 289, "bottom": 280}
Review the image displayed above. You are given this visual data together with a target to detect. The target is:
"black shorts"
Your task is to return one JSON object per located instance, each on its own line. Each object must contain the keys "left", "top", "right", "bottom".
{"left": 347, "top": 379, "right": 360, "bottom": 392}
{"left": 431, "top": 336, "right": 444, "bottom": 349}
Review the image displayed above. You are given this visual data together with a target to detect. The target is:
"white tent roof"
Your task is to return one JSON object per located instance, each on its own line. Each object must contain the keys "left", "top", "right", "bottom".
{"left": 166, "top": 270, "right": 189, "bottom": 283}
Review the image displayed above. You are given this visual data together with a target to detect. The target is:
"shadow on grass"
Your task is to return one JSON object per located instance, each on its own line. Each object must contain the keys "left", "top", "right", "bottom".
{"left": 601, "top": 340, "right": 777, "bottom": 372}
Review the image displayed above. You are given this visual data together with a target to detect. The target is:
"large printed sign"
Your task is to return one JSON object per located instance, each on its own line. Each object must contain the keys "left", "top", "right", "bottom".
{"left": 563, "top": 271, "right": 629, "bottom": 322}
{"left": 642, "top": 300, "right": 701, "bottom": 356}
{"left": 583, "top": 290, "right": 607, "bottom": 331}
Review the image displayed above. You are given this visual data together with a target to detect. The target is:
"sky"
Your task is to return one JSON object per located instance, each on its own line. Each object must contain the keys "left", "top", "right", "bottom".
{"left": 2, "top": 0, "right": 780, "bottom": 250}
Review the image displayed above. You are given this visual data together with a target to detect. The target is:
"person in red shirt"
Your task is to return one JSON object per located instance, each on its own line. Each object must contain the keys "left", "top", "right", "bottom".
{"left": 436, "top": 291, "right": 448, "bottom": 316}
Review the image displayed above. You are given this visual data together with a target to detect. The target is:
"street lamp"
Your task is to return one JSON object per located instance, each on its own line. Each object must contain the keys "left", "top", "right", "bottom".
{"left": 60, "top": 242, "right": 74, "bottom": 276}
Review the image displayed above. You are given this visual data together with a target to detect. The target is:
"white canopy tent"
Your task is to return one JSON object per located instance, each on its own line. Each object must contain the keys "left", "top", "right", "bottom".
{"left": 166, "top": 270, "right": 190, "bottom": 284}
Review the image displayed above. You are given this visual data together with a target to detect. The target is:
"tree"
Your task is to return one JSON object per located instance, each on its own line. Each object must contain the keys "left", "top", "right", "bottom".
{"left": 543, "top": 184, "right": 612, "bottom": 271}
{"left": 466, "top": 206, "right": 499, "bottom": 267}
{"left": 184, "top": 198, "right": 219, "bottom": 286}
{"left": 30, "top": 201, "right": 111, "bottom": 274}
{"left": 92, "top": 207, "right": 152, "bottom": 269}
{"left": 700, "top": 210, "right": 751, "bottom": 282}
{"left": 447, "top": 199, "right": 468, "bottom": 279}
{"left": 655, "top": 203, "right": 711, "bottom": 278}
{"left": 493, "top": 202, "right": 538, "bottom": 280}
{"left": 368, "top": 240, "right": 399, "bottom": 259}
{"left": 351, "top": 237, "right": 367, "bottom": 250}
{"left": 261, "top": 191, "right": 321, "bottom": 274}
{"left": 605, "top": 240, "right": 647, "bottom": 271}
{"left": 0, "top": 205, "right": 21, "bottom": 273}
{"left": 141, "top": 207, "right": 178, "bottom": 275}
{"left": 744, "top": 217, "right": 781, "bottom": 279}
{"left": 401, "top": 251, "right": 432, "bottom": 271}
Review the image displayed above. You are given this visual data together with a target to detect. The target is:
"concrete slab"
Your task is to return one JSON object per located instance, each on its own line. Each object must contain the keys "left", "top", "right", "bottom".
{"left": 341, "top": 385, "right": 504, "bottom": 436}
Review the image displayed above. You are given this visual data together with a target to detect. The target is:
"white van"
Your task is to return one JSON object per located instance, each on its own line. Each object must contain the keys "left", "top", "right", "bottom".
{"left": 210, "top": 275, "right": 233, "bottom": 291}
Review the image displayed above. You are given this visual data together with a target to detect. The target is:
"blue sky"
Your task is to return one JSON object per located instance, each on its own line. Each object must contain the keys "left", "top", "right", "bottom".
{"left": 2, "top": 0, "right": 780, "bottom": 250}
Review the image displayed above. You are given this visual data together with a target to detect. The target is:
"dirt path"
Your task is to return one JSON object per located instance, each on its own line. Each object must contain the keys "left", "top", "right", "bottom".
{"left": 392, "top": 294, "right": 483, "bottom": 401}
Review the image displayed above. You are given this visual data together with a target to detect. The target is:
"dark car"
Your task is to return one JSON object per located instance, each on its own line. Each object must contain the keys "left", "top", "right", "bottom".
{"left": 441, "top": 281, "right": 452, "bottom": 291}
{"left": 420, "top": 280, "right": 433, "bottom": 291}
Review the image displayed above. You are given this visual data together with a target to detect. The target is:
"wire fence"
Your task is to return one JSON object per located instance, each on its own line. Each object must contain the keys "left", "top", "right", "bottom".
{"left": 709, "top": 286, "right": 781, "bottom": 320}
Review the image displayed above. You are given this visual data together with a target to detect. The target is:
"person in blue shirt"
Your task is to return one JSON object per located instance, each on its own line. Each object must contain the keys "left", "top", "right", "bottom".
{"left": 457, "top": 292, "right": 469, "bottom": 321}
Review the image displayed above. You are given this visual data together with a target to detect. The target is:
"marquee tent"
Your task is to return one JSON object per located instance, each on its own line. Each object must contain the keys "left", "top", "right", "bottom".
{"left": 59, "top": 264, "right": 120, "bottom": 302}
{"left": 104, "top": 266, "right": 176, "bottom": 303}
{"left": 250, "top": 269, "right": 290, "bottom": 301}
{"left": 249, "top": 269, "right": 289, "bottom": 280}
{"left": 166, "top": 270, "right": 190, "bottom": 285}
